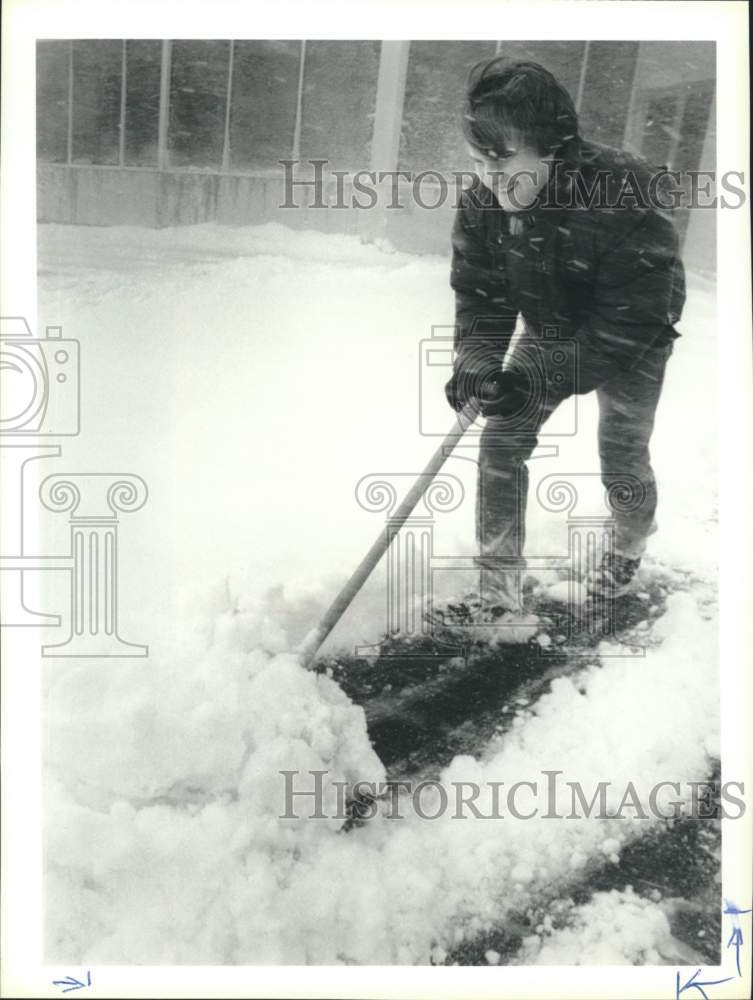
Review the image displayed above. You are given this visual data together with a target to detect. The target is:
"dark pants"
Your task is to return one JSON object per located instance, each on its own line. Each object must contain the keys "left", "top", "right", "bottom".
{"left": 475, "top": 339, "right": 674, "bottom": 610}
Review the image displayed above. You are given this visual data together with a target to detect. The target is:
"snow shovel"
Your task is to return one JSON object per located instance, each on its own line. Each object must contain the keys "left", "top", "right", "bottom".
{"left": 299, "top": 402, "right": 479, "bottom": 668}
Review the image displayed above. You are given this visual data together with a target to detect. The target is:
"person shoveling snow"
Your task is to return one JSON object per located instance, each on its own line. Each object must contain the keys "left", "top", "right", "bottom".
{"left": 443, "top": 57, "right": 686, "bottom": 625}
{"left": 301, "top": 59, "right": 686, "bottom": 663}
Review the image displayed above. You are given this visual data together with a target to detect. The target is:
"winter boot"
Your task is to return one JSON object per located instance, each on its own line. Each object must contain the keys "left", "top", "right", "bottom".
{"left": 468, "top": 583, "right": 541, "bottom": 642}
{"left": 585, "top": 551, "right": 642, "bottom": 599}
{"left": 433, "top": 588, "right": 540, "bottom": 642}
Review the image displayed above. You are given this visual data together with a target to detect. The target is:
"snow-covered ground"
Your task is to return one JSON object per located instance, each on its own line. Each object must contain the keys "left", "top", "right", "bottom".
{"left": 37, "top": 221, "right": 718, "bottom": 964}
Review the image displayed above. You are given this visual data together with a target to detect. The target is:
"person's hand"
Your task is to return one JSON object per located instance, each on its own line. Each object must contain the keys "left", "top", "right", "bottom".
{"left": 444, "top": 368, "right": 473, "bottom": 412}
{"left": 445, "top": 364, "right": 530, "bottom": 417}
{"left": 476, "top": 369, "right": 530, "bottom": 417}
{"left": 445, "top": 351, "right": 504, "bottom": 413}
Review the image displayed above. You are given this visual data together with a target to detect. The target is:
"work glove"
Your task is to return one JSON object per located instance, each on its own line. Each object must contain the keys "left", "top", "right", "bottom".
{"left": 475, "top": 369, "right": 531, "bottom": 417}
{"left": 444, "top": 344, "right": 504, "bottom": 413}
{"left": 445, "top": 364, "right": 530, "bottom": 418}
{"left": 444, "top": 367, "right": 472, "bottom": 412}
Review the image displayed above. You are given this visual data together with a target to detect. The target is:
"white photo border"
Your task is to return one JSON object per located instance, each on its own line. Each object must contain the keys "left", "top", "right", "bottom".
{"left": 1, "top": 1, "right": 750, "bottom": 997}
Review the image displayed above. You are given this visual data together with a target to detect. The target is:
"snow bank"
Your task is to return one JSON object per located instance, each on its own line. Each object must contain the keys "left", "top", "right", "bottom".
{"left": 515, "top": 888, "right": 675, "bottom": 965}
{"left": 45, "top": 588, "right": 717, "bottom": 964}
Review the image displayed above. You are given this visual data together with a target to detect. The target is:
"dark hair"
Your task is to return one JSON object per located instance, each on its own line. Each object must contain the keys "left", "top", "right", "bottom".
{"left": 463, "top": 57, "right": 581, "bottom": 163}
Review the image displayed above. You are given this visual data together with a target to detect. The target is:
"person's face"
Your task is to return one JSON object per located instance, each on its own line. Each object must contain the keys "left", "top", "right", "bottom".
{"left": 467, "top": 140, "right": 553, "bottom": 212}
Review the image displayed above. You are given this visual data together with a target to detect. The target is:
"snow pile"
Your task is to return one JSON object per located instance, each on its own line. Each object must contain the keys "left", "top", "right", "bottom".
{"left": 44, "top": 590, "right": 382, "bottom": 807}
{"left": 45, "top": 588, "right": 717, "bottom": 964}
{"left": 516, "top": 888, "right": 675, "bottom": 965}
{"left": 45, "top": 589, "right": 387, "bottom": 962}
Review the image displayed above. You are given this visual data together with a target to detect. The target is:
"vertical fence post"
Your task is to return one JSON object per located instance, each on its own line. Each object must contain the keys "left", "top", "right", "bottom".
{"left": 361, "top": 40, "right": 410, "bottom": 244}
{"left": 575, "top": 40, "right": 590, "bottom": 113}
{"left": 622, "top": 42, "right": 643, "bottom": 150}
{"left": 119, "top": 39, "right": 127, "bottom": 168}
{"left": 66, "top": 40, "right": 73, "bottom": 165}
{"left": 370, "top": 40, "right": 410, "bottom": 175}
{"left": 291, "top": 40, "right": 307, "bottom": 161}
{"left": 157, "top": 39, "right": 172, "bottom": 171}
{"left": 221, "top": 39, "right": 234, "bottom": 171}
{"left": 681, "top": 94, "right": 716, "bottom": 266}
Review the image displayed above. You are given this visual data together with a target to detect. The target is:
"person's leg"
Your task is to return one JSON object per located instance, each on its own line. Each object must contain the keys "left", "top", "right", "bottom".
{"left": 596, "top": 341, "right": 674, "bottom": 564}
{"left": 476, "top": 357, "right": 561, "bottom": 612}
{"left": 476, "top": 424, "right": 536, "bottom": 611}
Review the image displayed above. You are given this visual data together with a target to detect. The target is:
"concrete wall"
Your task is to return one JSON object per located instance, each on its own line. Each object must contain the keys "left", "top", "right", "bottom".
{"left": 38, "top": 160, "right": 713, "bottom": 271}
{"left": 37, "top": 164, "right": 456, "bottom": 255}
{"left": 624, "top": 41, "right": 716, "bottom": 275}
{"left": 678, "top": 97, "right": 717, "bottom": 277}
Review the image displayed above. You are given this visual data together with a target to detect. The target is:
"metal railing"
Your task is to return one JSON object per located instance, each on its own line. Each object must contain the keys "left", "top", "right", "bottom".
{"left": 51, "top": 39, "right": 317, "bottom": 176}
{"left": 41, "top": 40, "right": 713, "bottom": 192}
{"left": 45, "top": 40, "right": 600, "bottom": 179}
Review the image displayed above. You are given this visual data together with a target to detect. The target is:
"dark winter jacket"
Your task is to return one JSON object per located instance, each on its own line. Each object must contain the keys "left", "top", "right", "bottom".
{"left": 450, "top": 140, "right": 686, "bottom": 398}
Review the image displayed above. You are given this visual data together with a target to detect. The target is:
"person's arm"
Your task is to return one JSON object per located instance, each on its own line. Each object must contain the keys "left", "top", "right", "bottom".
{"left": 450, "top": 196, "right": 518, "bottom": 358}
{"left": 446, "top": 194, "right": 519, "bottom": 409}
{"left": 556, "top": 207, "right": 686, "bottom": 398}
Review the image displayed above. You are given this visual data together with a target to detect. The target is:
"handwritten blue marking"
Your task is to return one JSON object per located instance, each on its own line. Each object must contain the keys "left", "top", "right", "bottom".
{"left": 51, "top": 970, "right": 91, "bottom": 993}
{"left": 727, "top": 926, "right": 743, "bottom": 978}
{"left": 675, "top": 968, "right": 734, "bottom": 999}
